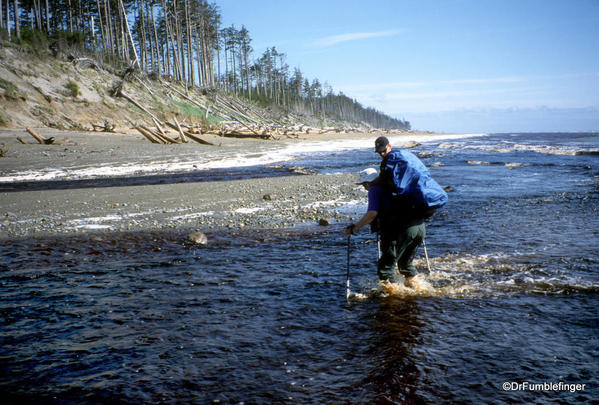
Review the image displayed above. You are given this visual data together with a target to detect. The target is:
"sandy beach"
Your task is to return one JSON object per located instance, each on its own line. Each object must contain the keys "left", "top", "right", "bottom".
{"left": 0, "top": 128, "right": 391, "bottom": 239}
{"left": 0, "top": 128, "right": 478, "bottom": 240}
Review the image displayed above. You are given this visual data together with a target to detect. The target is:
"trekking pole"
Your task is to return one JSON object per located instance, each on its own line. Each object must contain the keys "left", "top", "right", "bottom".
{"left": 346, "top": 236, "right": 351, "bottom": 299}
{"left": 422, "top": 237, "right": 432, "bottom": 273}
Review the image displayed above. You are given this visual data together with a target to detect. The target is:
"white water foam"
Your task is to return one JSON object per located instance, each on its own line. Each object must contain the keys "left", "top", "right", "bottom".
{"left": 0, "top": 133, "right": 487, "bottom": 183}
{"left": 346, "top": 251, "right": 599, "bottom": 299}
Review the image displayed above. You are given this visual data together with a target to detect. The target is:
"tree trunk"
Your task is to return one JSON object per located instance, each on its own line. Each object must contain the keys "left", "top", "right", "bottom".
{"left": 33, "top": 0, "right": 41, "bottom": 30}
{"left": 184, "top": 0, "right": 193, "bottom": 86}
{"left": 44, "top": 0, "right": 49, "bottom": 32}
{"left": 118, "top": 0, "right": 139, "bottom": 67}
{"left": 90, "top": 15, "right": 95, "bottom": 51}
{"left": 67, "top": 0, "right": 73, "bottom": 32}
{"left": 77, "top": 0, "right": 82, "bottom": 32}
{"left": 194, "top": 26, "right": 203, "bottom": 87}
{"left": 138, "top": 0, "right": 147, "bottom": 71}
{"left": 95, "top": 0, "right": 105, "bottom": 51}
{"left": 176, "top": 0, "right": 186, "bottom": 84}
{"left": 216, "top": 32, "right": 221, "bottom": 89}
{"left": 14, "top": 0, "right": 20, "bottom": 39}
{"left": 117, "top": 5, "right": 125, "bottom": 59}
{"left": 150, "top": 0, "right": 161, "bottom": 74}
{"left": 106, "top": 0, "right": 114, "bottom": 54}
{"left": 159, "top": 2, "right": 171, "bottom": 77}
{"left": 6, "top": 0, "right": 10, "bottom": 40}
{"left": 244, "top": 49, "right": 251, "bottom": 100}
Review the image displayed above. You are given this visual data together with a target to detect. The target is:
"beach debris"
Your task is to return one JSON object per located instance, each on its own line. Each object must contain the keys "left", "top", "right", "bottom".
{"left": 263, "top": 194, "right": 273, "bottom": 201}
{"left": 134, "top": 126, "right": 162, "bottom": 144}
{"left": 91, "top": 118, "right": 116, "bottom": 132}
{"left": 25, "top": 127, "right": 55, "bottom": 144}
{"left": 72, "top": 57, "right": 104, "bottom": 73}
{"left": 142, "top": 125, "right": 180, "bottom": 144}
{"left": 318, "top": 218, "right": 330, "bottom": 226}
{"left": 169, "top": 117, "right": 188, "bottom": 143}
{"left": 444, "top": 185, "right": 455, "bottom": 192}
{"left": 111, "top": 81, "right": 164, "bottom": 125}
{"left": 188, "top": 231, "right": 208, "bottom": 245}
{"left": 0, "top": 143, "right": 7, "bottom": 157}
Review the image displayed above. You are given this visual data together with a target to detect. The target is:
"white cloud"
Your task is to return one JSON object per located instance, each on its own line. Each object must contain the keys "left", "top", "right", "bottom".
{"left": 311, "top": 29, "right": 403, "bottom": 47}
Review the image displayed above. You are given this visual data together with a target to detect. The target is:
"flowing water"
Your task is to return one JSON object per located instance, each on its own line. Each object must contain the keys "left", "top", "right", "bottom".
{"left": 1, "top": 133, "right": 598, "bottom": 403}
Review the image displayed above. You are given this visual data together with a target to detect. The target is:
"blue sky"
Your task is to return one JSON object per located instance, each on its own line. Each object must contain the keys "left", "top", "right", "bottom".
{"left": 216, "top": 0, "right": 599, "bottom": 133}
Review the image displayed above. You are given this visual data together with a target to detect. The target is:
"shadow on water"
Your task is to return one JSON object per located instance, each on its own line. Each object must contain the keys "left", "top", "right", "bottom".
{"left": 352, "top": 298, "right": 426, "bottom": 404}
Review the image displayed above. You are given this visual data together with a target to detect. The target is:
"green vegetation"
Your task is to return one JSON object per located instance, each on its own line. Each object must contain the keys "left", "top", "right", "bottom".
{"left": 173, "top": 100, "right": 205, "bottom": 118}
{"left": 0, "top": 78, "right": 24, "bottom": 100}
{"left": 52, "top": 30, "right": 86, "bottom": 49}
{"left": 0, "top": 78, "right": 17, "bottom": 98}
{"left": 65, "top": 80, "right": 79, "bottom": 97}
{"left": 19, "top": 29, "right": 49, "bottom": 53}
{"left": 172, "top": 100, "right": 223, "bottom": 124}
{"left": 2, "top": 2, "right": 410, "bottom": 129}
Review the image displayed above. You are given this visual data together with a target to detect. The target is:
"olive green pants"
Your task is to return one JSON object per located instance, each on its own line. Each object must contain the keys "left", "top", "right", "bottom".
{"left": 377, "top": 222, "right": 426, "bottom": 282}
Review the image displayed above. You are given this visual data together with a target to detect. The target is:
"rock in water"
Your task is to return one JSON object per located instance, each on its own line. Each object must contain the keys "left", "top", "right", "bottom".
{"left": 400, "top": 141, "right": 421, "bottom": 148}
{"left": 188, "top": 231, "right": 208, "bottom": 245}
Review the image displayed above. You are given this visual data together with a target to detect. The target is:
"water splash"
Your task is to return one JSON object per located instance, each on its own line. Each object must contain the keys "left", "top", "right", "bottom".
{"left": 345, "top": 252, "right": 598, "bottom": 299}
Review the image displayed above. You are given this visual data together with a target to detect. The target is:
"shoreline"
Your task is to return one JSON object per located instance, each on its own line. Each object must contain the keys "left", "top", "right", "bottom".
{"left": 0, "top": 128, "right": 483, "bottom": 240}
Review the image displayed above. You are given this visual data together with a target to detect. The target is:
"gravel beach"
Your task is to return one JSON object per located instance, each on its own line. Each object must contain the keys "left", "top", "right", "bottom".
{"left": 0, "top": 128, "right": 406, "bottom": 239}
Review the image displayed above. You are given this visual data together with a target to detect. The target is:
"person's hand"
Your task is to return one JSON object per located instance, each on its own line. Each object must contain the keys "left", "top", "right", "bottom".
{"left": 345, "top": 224, "right": 355, "bottom": 238}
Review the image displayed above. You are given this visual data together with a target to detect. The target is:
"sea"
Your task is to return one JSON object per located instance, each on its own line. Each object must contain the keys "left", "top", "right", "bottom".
{"left": 1, "top": 132, "right": 598, "bottom": 404}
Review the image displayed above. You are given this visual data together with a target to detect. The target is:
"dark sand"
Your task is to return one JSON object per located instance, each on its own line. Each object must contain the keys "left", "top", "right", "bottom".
{"left": 1, "top": 128, "right": 395, "bottom": 239}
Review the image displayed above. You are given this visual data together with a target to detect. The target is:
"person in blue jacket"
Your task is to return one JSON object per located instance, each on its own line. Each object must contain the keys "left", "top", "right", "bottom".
{"left": 345, "top": 165, "right": 424, "bottom": 288}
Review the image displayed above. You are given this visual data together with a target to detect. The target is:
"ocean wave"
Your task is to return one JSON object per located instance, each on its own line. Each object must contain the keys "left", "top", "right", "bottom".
{"left": 465, "top": 143, "right": 599, "bottom": 156}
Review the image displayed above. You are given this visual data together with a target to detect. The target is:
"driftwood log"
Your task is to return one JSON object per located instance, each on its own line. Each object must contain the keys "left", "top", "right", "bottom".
{"left": 183, "top": 131, "right": 215, "bottom": 145}
{"left": 173, "top": 118, "right": 188, "bottom": 143}
{"left": 165, "top": 120, "right": 192, "bottom": 143}
{"left": 135, "top": 126, "right": 162, "bottom": 143}
{"left": 91, "top": 118, "right": 116, "bottom": 132}
{"left": 114, "top": 87, "right": 164, "bottom": 125}
{"left": 26, "top": 127, "right": 55, "bottom": 144}
{"left": 72, "top": 57, "right": 103, "bottom": 73}
{"left": 141, "top": 125, "right": 180, "bottom": 144}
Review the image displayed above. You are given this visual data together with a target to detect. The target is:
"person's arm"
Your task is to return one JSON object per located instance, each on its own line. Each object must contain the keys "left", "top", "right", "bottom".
{"left": 345, "top": 210, "right": 378, "bottom": 237}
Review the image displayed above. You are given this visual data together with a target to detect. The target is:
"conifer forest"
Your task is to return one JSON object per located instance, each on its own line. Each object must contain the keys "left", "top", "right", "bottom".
{"left": 0, "top": 0, "right": 410, "bottom": 129}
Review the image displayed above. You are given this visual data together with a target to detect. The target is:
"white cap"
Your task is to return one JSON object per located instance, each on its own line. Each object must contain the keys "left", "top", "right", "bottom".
{"left": 358, "top": 167, "right": 378, "bottom": 184}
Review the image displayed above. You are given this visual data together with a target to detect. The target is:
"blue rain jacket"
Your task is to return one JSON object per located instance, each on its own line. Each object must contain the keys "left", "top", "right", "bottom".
{"left": 382, "top": 149, "right": 448, "bottom": 209}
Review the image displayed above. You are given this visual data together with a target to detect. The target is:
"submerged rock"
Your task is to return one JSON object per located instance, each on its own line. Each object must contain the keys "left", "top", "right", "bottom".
{"left": 188, "top": 231, "right": 208, "bottom": 245}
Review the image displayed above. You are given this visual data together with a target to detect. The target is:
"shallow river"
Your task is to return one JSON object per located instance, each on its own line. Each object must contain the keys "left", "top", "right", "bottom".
{"left": 1, "top": 133, "right": 598, "bottom": 403}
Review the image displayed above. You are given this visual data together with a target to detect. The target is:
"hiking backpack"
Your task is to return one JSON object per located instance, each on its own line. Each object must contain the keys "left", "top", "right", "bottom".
{"left": 381, "top": 149, "right": 448, "bottom": 216}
